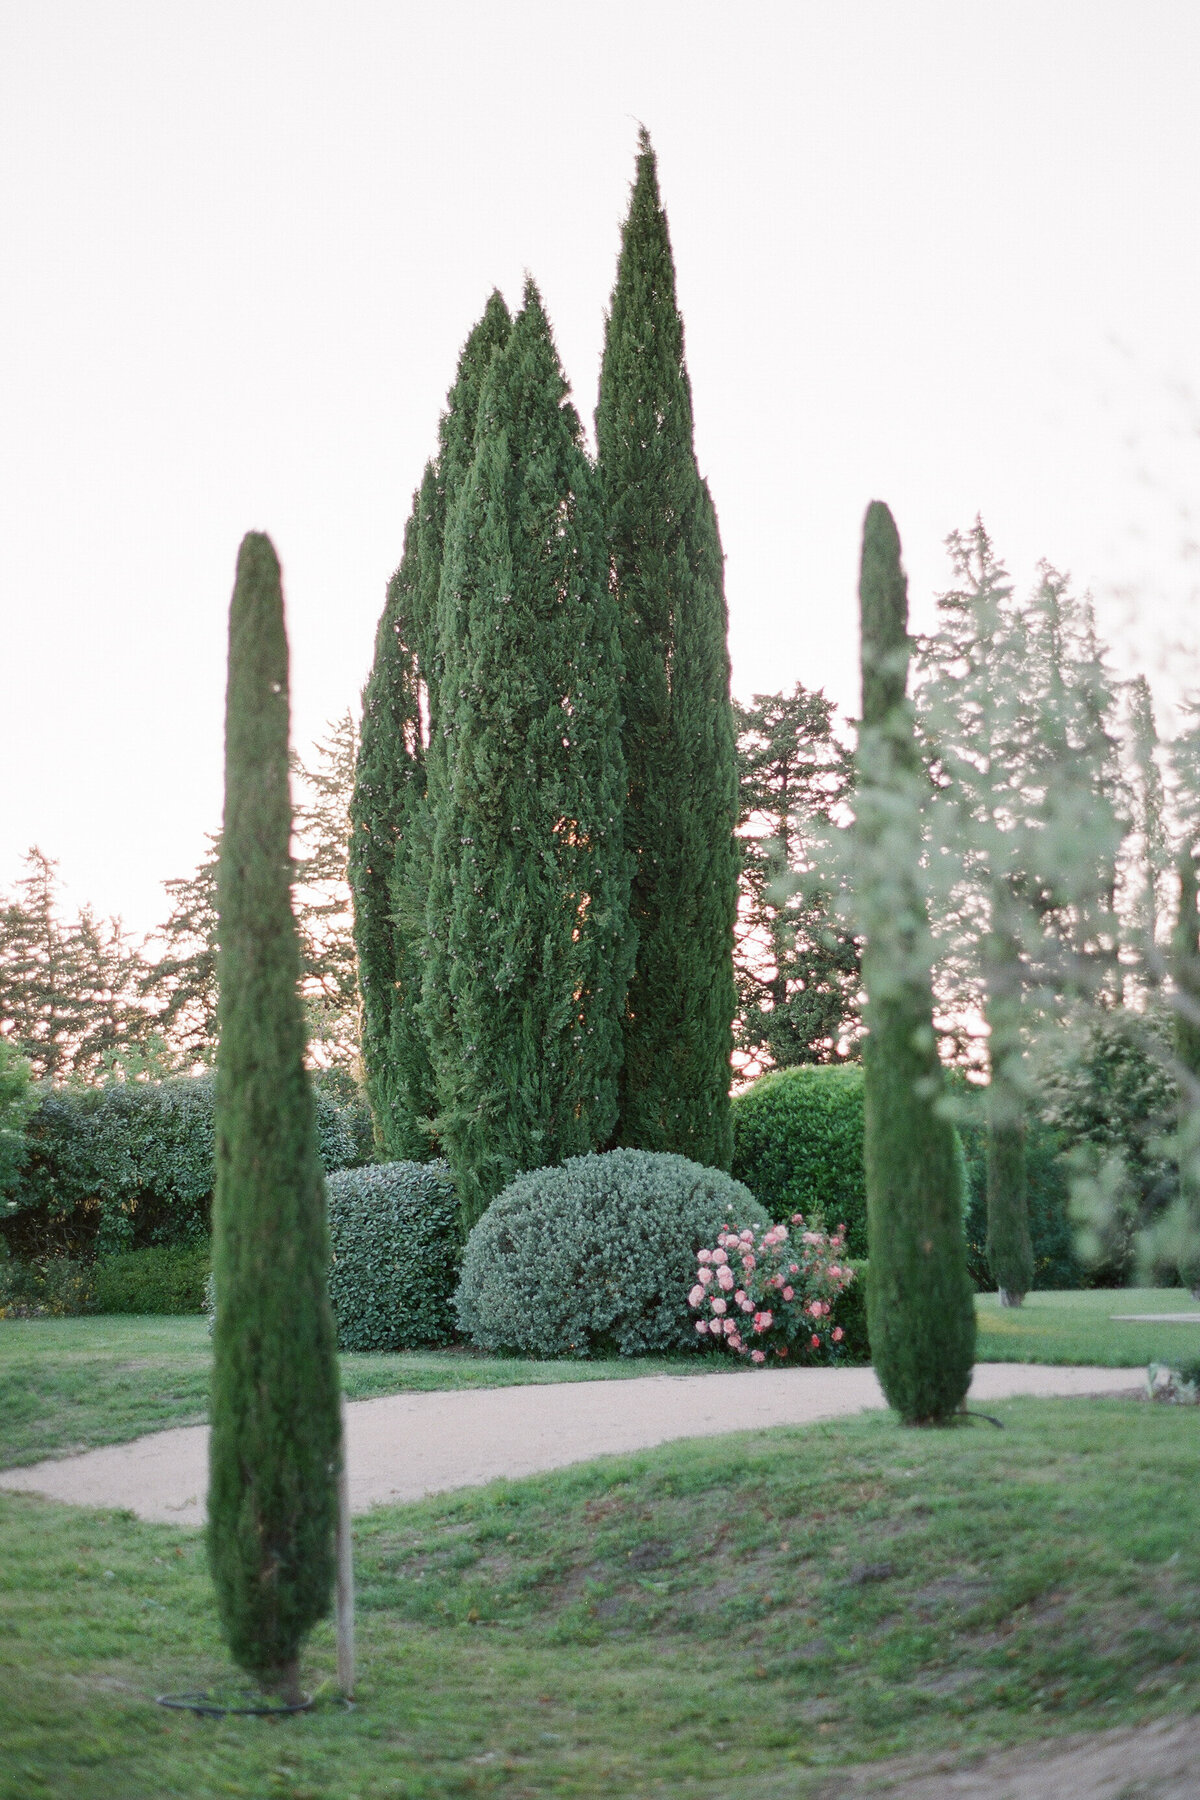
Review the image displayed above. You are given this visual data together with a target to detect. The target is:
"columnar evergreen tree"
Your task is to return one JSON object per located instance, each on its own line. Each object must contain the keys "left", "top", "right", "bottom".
{"left": 423, "top": 281, "right": 633, "bottom": 1229}
{"left": 596, "top": 130, "right": 739, "bottom": 1168}
{"left": 1172, "top": 849, "right": 1200, "bottom": 1291}
{"left": 733, "top": 685, "right": 860, "bottom": 1073}
{"left": 350, "top": 294, "right": 511, "bottom": 1158}
{"left": 855, "top": 502, "right": 975, "bottom": 1425}
{"left": 208, "top": 532, "right": 341, "bottom": 1702}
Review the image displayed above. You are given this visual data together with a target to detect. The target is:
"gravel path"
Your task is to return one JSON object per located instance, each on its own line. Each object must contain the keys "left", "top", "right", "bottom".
{"left": 0, "top": 1362, "right": 1144, "bottom": 1526}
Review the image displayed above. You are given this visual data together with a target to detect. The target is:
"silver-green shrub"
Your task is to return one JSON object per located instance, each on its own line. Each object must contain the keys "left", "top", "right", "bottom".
{"left": 326, "top": 1161, "right": 460, "bottom": 1351}
{"left": 455, "top": 1149, "right": 768, "bottom": 1358}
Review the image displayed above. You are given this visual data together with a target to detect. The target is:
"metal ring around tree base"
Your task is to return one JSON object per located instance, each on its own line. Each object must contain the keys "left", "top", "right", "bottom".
{"left": 156, "top": 1689, "right": 313, "bottom": 1718}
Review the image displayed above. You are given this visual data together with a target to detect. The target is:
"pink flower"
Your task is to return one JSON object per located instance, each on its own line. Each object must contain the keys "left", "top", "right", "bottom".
{"left": 710, "top": 1296, "right": 727, "bottom": 1316}
{"left": 712, "top": 1248, "right": 728, "bottom": 1266}
{"left": 741, "top": 1254, "right": 756, "bottom": 1272}
{"left": 789, "top": 1263, "right": 799, "bottom": 1274}
{"left": 697, "top": 1248, "right": 712, "bottom": 1265}
{"left": 699, "top": 1266, "right": 714, "bottom": 1286}
{"left": 740, "top": 1298, "right": 754, "bottom": 1314}
{"left": 792, "top": 1213, "right": 804, "bottom": 1223}
{"left": 724, "top": 1319, "right": 739, "bottom": 1338}
{"left": 757, "top": 1310, "right": 773, "bottom": 1330}
{"left": 811, "top": 1334, "right": 821, "bottom": 1348}
{"left": 689, "top": 1284, "right": 706, "bottom": 1308}
{"left": 832, "top": 1327, "right": 844, "bottom": 1342}
{"left": 782, "top": 1286, "right": 794, "bottom": 1301}
{"left": 751, "top": 1349, "right": 766, "bottom": 1364}
{"left": 717, "top": 1266, "right": 735, "bottom": 1291}
{"left": 740, "top": 1228, "right": 754, "bottom": 1243}
{"left": 734, "top": 1289, "right": 746, "bottom": 1305}
{"left": 695, "top": 1319, "right": 709, "bottom": 1334}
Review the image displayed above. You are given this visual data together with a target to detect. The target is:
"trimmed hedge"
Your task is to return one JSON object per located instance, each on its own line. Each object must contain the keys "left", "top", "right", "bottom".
{"left": 2, "top": 1073, "right": 373, "bottom": 1260}
{"left": 326, "top": 1161, "right": 460, "bottom": 1351}
{"left": 91, "top": 1243, "right": 211, "bottom": 1314}
{"left": 455, "top": 1149, "right": 769, "bottom": 1359}
{"left": 733, "top": 1062, "right": 1084, "bottom": 1291}
{"left": 731, "top": 1065, "right": 869, "bottom": 1257}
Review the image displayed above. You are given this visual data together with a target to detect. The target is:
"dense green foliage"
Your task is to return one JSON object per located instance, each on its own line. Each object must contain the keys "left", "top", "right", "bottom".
{"left": 423, "top": 283, "right": 632, "bottom": 1230}
{"left": 855, "top": 502, "right": 975, "bottom": 1424}
{"left": 208, "top": 533, "right": 341, "bottom": 1696}
{"left": 0, "top": 1072, "right": 368, "bottom": 1261}
{"left": 597, "top": 131, "right": 738, "bottom": 1168}
{"left": 90, "top": 1242, "right": 210, "bottom": 1315}
{"left": 0, "top": 1039, "right": 34, "bottom": 1196}
{"left": 326, "top": 1161, "right": 460, "bottom": 1351}
{"left": 734, "top": 686, "right": 860, "bottom": 1074}
{"left": 731, "top": 1065, "right": 869, "bottom": 1256}
{"left": 961, "top": 1115, "right": 1084, "bottom": 1289}
{"left": 455, "top": 1148, "right": 766, "bottom": 1358}
{"left": 350, "top": 296, "right": 512, "bottom": 1164}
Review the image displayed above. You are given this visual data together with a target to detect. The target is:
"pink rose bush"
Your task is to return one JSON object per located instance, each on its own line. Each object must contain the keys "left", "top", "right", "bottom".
{"left": 690, "top": 1216, "right": 855, "bottom": 1365}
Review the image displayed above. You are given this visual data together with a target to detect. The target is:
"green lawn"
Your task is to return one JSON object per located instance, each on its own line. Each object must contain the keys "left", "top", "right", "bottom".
{"left": 974, "top": 1286, "right": 1200, "bottom": 1368}
{"left": 2, "top": 1398, "right": 1197, "bottom": 1798}
{"left": 4, "top": 1289, "right": 1199, "bottom": 1471}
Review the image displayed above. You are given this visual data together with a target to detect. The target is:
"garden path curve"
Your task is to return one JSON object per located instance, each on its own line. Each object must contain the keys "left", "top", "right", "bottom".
{"left": 0, "top": 1362, "right": 1143, "bottom": 1526}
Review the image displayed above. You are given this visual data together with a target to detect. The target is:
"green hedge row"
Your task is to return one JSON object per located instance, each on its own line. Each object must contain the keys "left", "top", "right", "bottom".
{"left": 0, "top": 1241, "right": 211, "bottom": 1317}
{"left": 731, "top": 1063, "right": 1085, "bottom": 1291}
{"left": 1, "top": 1072, "right": 374, "bottom": 1260}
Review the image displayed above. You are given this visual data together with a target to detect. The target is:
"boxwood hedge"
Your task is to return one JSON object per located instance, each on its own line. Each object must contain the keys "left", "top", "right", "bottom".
{"left": 326, "top": 1161, "right": 460, "bottom": 1351}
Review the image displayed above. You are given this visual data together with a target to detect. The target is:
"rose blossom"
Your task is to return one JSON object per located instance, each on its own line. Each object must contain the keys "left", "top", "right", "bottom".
{"left": 751, "top": 1349, "right": 766, "bottom": 1364}
{"left": 710, "top": 1296, "right": 727, "bottom": 1315}
{"left": 717, "top": 1266, "right": 735, "bottom": 1291}
{"left": 697, "top": 1248, "right": 712, "bottom": 1265}
{"left": 811, "top": 1333, "right": 821, "bottom": 1348}
{"left": 712, "top": 1248, "right": 728, "bottom": 1266}
{"left": 782, "top": 1286, "right": 794, "bottom": 1301}
{"left": 741, "top": 1254, "right": 756, "bottom": 1272}
{"left": 695, "top": 1319, "right": 709, "bottom": 1334}
{"left": 832, "top": 1327, "right": 844, "bottom": 1341}
{"left": 789, "top": 1263, "right": 799, "bottom": 1274}
{"left": 699, "top": 1266, "right": 714, "bottom": 1286}
{"left": 689, "top": 1284, "right": 706, "bottom": 1308}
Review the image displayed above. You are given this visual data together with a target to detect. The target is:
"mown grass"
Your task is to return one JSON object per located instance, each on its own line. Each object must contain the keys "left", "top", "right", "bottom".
{"left": 0, "top": 1316, "right": 743, "bottom": 1469}
{"left": 2, "top": 1398, "right": 1198, "bottom": 1799}
{"left": 974, "top": 1286, "right": 1200, "bottom": 1368}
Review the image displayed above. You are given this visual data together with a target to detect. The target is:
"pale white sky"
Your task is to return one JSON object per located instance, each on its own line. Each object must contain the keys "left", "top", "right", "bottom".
{"left": 3, "top": 0, "right": 1199, "bottom": 935}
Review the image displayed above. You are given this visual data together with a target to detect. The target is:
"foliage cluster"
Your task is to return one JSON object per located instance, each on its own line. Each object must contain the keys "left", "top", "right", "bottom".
{"left": 326, "top": 1161, "right": 460, "bottom": 1351}
{"left": 731, "top": 1064, "right": 869, "bottom": 1256}
{"left": 0, "top": 1071, "right": 370, "bottom": 1261}
{"left": 89, "top": 1242, "right": 210, "bottom": 1315}
{"left": 455, "top": 1149, "right": 767, "bottom": 1358}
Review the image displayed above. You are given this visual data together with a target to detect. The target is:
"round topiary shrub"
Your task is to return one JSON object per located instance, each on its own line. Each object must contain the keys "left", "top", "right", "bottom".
{"left": 454, "top": 1149, "right": 768, "bottom": 1358}
{"left": 731, "top": 1065, "right": 868, "bottom": 1257}
{"left": 326, "top": 1161, "right": 460, "bottom": 1352}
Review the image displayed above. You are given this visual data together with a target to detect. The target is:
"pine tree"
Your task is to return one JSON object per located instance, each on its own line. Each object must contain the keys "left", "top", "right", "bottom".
{"left": 917, "top": 522, "right": 1035, "bottom": 1304}
{"left": 733, "top": 685, "right": 860, "bottom": 1074}
{"left": 423, "top": 281, "right": 632, "bottom": 1229}
{"left": 208, "top": 532, "right": 341, "bottom": 1701}
{"left": 1123, "top": 674, "right": 1169, "bottom": 991}
{"left": 350, "top": 294, "right": 511, "bottom": 1159}
{"left": 596, "top": 129, "right": 739, "bottom": 1168}
{"left": 855, "top": 502, "right": 975, "bottom": 1425}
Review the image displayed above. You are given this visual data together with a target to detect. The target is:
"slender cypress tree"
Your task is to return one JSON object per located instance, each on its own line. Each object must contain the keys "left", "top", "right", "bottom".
{"left": 855, "top": 502, "right": 975, "bottom": 1425}
{"left": 208, "top": 533, "right": 341, "bottom": 1700}
{"left": 1172, "top": 848, "right": 1200, "bottom": 1292}
{"left": 423, "top": 280, "right": 632, "bottom": 1229}
{"left": 348, "top": 508, "right": 435, "bottom": 1159}
{"left": 597, "top": 130, "right": 739, "bottom": 1168}
{"left": 350, "top": 294, "right": 511, "bottom": 1158}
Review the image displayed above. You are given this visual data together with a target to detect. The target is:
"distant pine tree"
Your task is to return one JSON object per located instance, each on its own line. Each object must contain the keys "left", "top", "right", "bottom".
{"left": 350, "top": 294, "right": 511, "bottom": 1159}
{"left": 855, "top": 502, "right": 975, "bottom": 1425}
{"left": 423, "top": 280, "right": 632, "bottom": 1229}
{"left": 208, "top": 533, "right": 341, "bottom": 1700}
{"left": 596, "top": 130, "right": 738, "bottom": 1168}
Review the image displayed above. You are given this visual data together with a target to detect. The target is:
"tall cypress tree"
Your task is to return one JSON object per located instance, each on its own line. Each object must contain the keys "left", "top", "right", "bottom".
{"left": 596, "top": 130, "right": 739, "bottom": 1168}
{"left": 208, "top": 533, "right": 341, "bottom": 1700}
{"left": 423, "top": 280, "right": 632, "bottom": 1230}
{"left": 348, "top": 509, "right": 435, "bottom": 1160}
{"left": 855, "top": 502, "right": 975, "bottom": 1425}
{"left": 350, "top": 295, "right": 511, "bottom": 1158}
